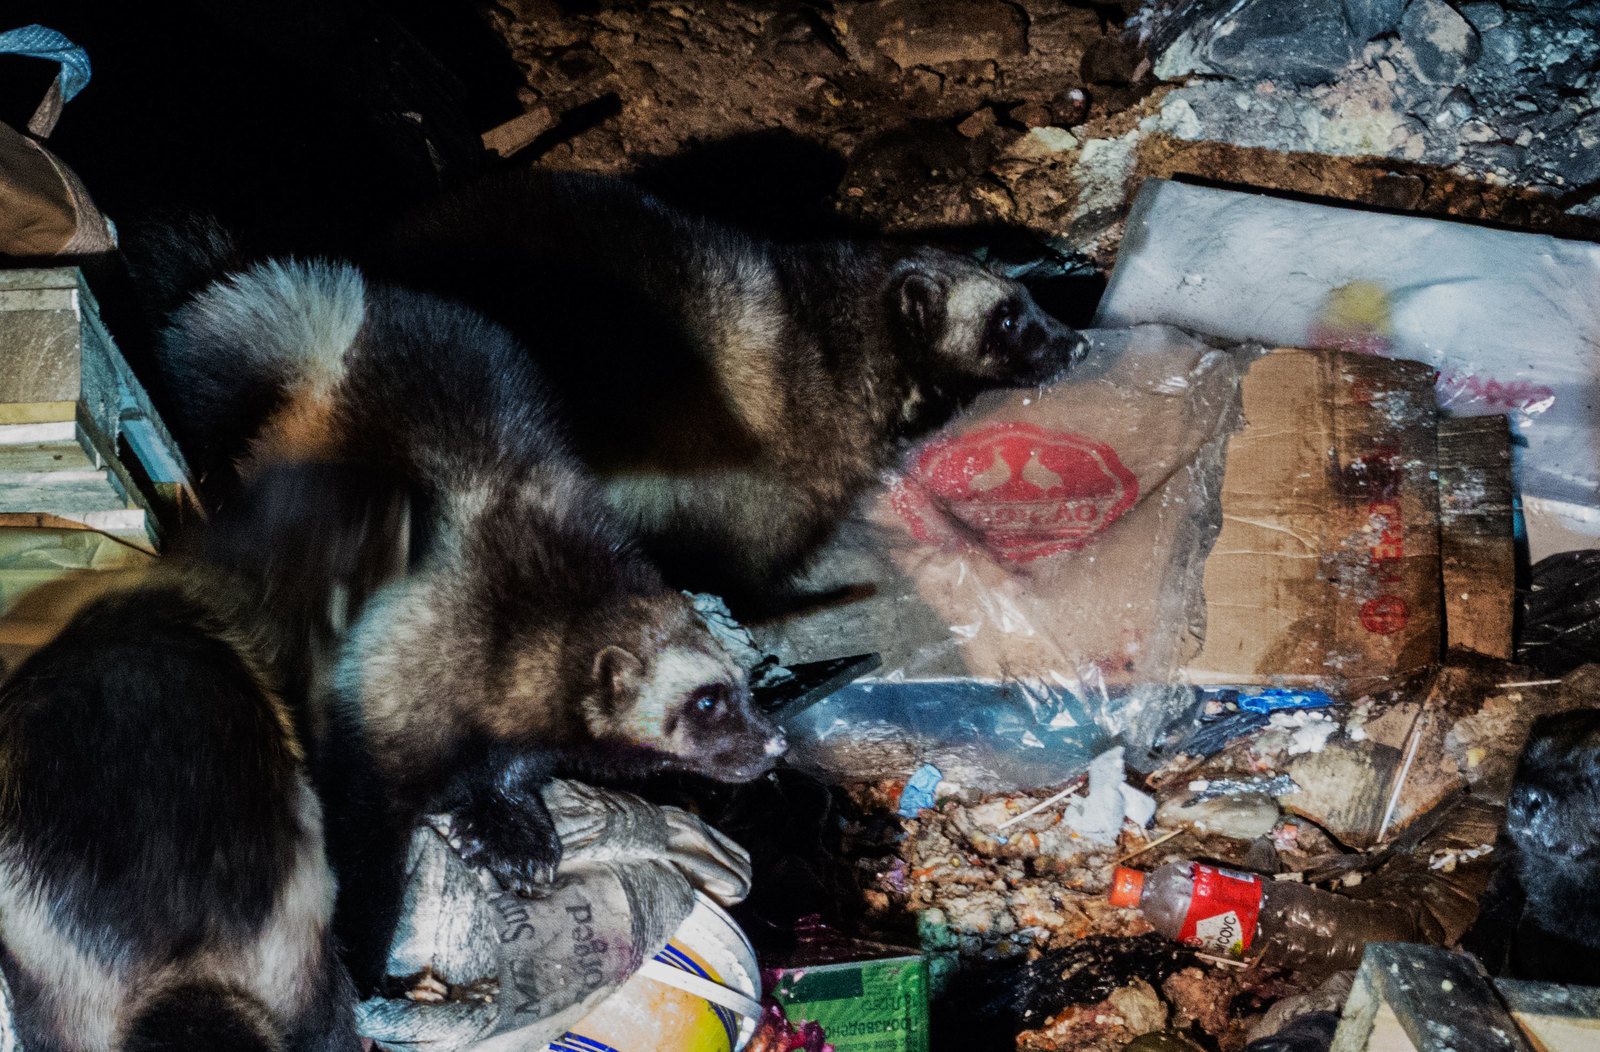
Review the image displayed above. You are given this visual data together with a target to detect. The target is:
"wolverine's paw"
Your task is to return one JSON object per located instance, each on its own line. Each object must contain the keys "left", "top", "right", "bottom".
{"left": 448, "top": 804, "right": 563, "bottom": 893}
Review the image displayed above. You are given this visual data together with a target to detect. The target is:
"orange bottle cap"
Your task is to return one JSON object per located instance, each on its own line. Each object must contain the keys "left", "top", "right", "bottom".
{"left": 1109, "top": 866, "right": 1145, "bottom": 908}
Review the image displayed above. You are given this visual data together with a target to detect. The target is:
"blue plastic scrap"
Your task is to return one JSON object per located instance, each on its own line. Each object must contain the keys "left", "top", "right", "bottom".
{"left": 0, "top": 26, "right": 92, "bottom": 101}
{"left": 897, "top": 763, "right": 944, "bottom": 818}
{"left": 1236, "top": 688, "right": 1335, "bottom": 715}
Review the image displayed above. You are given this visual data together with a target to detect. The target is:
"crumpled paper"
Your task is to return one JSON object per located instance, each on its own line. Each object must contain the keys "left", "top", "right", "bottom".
{"left": 358, "top": 778, "right": 752, "bottom": 1050}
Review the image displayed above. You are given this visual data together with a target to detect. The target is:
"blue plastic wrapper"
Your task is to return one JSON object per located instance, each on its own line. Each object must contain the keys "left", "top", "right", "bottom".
{"left": 897, "top": 763, "right": 944, "bottom": 818}
{"left": 1235, "top": 688, "right": 1335, "bottom": 715}
{"left": 0, "top": 25, "right": 92, "bottom": 100}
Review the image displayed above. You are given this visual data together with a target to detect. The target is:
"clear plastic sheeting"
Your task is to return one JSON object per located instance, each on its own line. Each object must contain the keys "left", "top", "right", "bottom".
{"left": 1096, "top": 177, "right": 1600, "bottom": 524}
{"left": 754, "top": 325, "right": 1249, "bottom": 789}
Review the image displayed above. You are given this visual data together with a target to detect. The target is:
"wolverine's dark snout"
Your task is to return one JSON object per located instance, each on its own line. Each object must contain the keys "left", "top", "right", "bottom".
{"left": 1009, "top": 306, "right": 1088, "bottom": 385}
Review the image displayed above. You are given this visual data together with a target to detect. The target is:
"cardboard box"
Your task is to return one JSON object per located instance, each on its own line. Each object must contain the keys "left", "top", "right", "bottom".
{"left": 1184, "top": 348, "right": 1441, "bottom": 686}
{"left": 765, "top": 950, "right": 930, "bottom": 1052}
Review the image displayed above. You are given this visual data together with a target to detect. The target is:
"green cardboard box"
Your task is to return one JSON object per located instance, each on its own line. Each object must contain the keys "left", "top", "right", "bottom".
{"left": 764, "top": 951, "right": 929, "bottom": 1052}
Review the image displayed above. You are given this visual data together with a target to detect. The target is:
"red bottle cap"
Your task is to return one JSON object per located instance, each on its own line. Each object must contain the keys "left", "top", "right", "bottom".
{"left": 1109, "top": 866, "right": 1145, "bottom": 908}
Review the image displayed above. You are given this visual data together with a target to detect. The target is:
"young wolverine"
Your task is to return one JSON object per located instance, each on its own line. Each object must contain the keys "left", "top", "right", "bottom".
{"left": 377, "top": 170, "right": 1090, "bottom": 606}
{"left": 0, "top": 559, "right": 361, "bottom": 1052}
{"left": 1497, "top": 707, "right": 1600, "bottom": 986}
{"left": 150, "top": 256, "right": 784, "bottom": 991}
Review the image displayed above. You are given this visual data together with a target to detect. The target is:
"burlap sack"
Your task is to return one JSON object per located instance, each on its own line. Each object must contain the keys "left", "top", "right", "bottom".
{"left": 0, "top": 25, "right": 116, "bottom": 257}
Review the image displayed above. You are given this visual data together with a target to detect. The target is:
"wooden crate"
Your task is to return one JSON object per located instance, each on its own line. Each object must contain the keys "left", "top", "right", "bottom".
{"left": 0, "top": 267, "right": 195, "bottom": 548}
{"left": 1333, "top": 943, "right": 1600, "bottom": 1052}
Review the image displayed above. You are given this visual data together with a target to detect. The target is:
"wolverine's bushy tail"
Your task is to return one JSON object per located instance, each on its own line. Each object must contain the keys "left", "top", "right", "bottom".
{"left": 122, "top": 982, "right": 282, "bottom": 1052}
{"left": 122, "top": 211, "right": 248, "bottom": 328}
{"left": 151, "top": 257, "right": 368, "bottom": 497}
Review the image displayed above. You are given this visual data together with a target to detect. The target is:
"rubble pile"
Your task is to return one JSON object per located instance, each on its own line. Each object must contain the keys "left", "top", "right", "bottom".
{"left": 1138, "top": 0, "right": 1600, "bottom": 206}
{"left": 848, "top": 659, "right": 1600, "bottom": 1048}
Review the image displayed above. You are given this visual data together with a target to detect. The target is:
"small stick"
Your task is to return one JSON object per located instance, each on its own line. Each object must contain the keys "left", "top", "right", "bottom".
{"left": 1495, "top": 679, "right": 1562, "bottom": 689}
{"left": 996, "top": 776, "right": 1087, "bottom": 831}
{"left": 1378, "top": 710, "right": 1425, "bottom": 841}
{"left": 1114, "top": 828, "right": 1183, "bottom": 864}
{"left": 1193, "top": 952, "right": 1250, "bottom": 970}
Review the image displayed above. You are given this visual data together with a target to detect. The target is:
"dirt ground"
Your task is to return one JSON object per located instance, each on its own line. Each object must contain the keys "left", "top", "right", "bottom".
{"left": 488, "top": 0, "right": 1600, "bottom": 270}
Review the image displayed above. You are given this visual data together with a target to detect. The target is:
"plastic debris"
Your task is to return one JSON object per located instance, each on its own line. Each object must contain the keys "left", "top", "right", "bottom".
{"left": 898, "top": 763, "right": 945, "bottom": 818}
{"left": 1063, "top": 747, "right": 1149, "bottom": 845}
{"left": 1187, "top": 775, "right": 1300, "bottom": 801}
{"left": 1267, "top": 711, "right": 1338, "bottom": 756}
{"left": 1235, "top": 689, "right": 1336, "bottom": 715}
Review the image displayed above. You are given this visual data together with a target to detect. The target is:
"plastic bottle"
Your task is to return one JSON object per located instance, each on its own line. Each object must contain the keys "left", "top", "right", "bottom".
{"left": 1109, "top": 860, "right": 1434, "bottom": 971}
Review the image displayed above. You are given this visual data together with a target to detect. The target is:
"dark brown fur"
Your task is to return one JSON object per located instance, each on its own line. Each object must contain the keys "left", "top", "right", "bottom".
{"left": 0, "top": 563, "right": 359, "bottom": 1052}
{"left": 378, "top": 170, "right": 1089, "bottom": 606}
{"left": 152, "top": 259, "right": 782, "bottom": 991}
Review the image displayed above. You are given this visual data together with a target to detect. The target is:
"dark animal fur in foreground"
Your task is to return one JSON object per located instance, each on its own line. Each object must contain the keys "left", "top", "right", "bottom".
{"left": 0, "top": 563, "right": 360, "bottom": 1052}
{"left": 1493, "top": 707, "right": 1600, "bottom": 985}
{"left": 379, "top": 170, "right": 1090, "bottom": 606}
{"left": 147, "top": 253, "right": 783, "bottom": 992}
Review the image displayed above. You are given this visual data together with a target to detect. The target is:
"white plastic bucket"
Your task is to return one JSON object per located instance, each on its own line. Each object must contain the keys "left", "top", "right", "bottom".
{"left": 539, "top": 893, "right": 762, "bottom": 1052}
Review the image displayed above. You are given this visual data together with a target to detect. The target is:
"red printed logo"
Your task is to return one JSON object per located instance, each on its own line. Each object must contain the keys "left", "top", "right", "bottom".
{"left": 1177, "top": 864, "right": 1263, "bottom": 958}
{"left": 891, "top": 422, "right": 1138, "bottom": 563}
{"left": 1361, "top": 595, "right": 1409, "bottom": 635}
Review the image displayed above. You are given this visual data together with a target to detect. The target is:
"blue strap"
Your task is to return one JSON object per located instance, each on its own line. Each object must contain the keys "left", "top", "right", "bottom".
{"left": 0, "top": 25, "right": 91, "bottom": 102}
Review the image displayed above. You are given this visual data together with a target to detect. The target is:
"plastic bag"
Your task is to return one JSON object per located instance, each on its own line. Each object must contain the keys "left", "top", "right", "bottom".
{"left": 754, "top": 324, "right": 1247, "bottom": 788}
{"left": 1517, "top": 549, "right": 1600, "bottom": 677}
{"left": 1095, "top": 178, "right": 1600, "bottom": 544}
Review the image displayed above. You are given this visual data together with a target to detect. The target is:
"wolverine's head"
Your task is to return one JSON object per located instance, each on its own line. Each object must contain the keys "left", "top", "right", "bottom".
{"left": 575, "top": 592, "right": 784, "bottom": 781}
{"left": 1508, "top": 707, "right": 1600, "bottom": 862}
{"left": 891, "top": 251, "right": 1089, "bottom": 395}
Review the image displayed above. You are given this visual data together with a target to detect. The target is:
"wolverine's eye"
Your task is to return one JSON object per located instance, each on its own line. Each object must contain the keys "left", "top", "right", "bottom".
{"left": 989, "top": 302, "right": 1020, "bottom": 344}
{"left": 690, "top": 684, "right": 728, "bottom": 715}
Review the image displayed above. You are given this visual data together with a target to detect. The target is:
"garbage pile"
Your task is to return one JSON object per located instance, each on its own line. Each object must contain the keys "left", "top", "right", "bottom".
{"left": 8, "top": 11, "right": 1600, "bottom": 1052}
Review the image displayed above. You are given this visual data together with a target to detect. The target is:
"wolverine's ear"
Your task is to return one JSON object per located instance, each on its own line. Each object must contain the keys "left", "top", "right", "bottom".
{"left": 895, "top": 271, "right": 945, "bottom": 344}
{"left": 593, "top": 645, "right": 645, "bottom": 711}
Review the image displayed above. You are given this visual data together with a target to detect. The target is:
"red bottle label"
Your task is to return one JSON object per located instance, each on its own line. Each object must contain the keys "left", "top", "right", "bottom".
{"left": 1176, "top": 864, "right": 1263, "bottom": 958}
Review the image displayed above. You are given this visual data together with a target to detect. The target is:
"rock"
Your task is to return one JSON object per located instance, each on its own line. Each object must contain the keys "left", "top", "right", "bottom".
{"left": 1155, "top": 791, "right": 1281, "bottom": 840}
{"left": 1051, "top": 88, "right": 1090, "bottom": 127}
{"left": 1009, "top": 100, "right": 1053, "bottom": 128}
{"left": 1157, "top": 96, "right": 1202, "bottom": 139}
{"left": 847, "top": 0, "right": 1027, "bottom": 71}
{"left": 1107, "top": 980, "right": 1168, "bottom": 1036}
{"left": 1006, "top": 125, "right": 1079, "bottom": 158}
{"left": 1458, "top": 1, "right": 1505, "bottom": 32}
{"left": 1343, "top": 0, "right": 1404, "bottom": 42}
{"left": 956, "top": 107, "right": 997, "bottom": 138}
{"left": 1153, "top": 0, "right": 1359, "bottom": 86}
{"left": 908, "top": 67, "right": 944, "bottom": 96}
{"left": 1399, "top": 0, "right": 1482, "bottom": 84}
{"left": 1371, "top": 172, "right": 1426, "bottom": 209}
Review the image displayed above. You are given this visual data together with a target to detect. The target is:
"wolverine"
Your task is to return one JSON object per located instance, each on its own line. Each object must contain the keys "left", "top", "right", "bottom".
{"left": 147, "top": 253, "right": 784, "bottom": 992}
{"left": 1499, "top": 707, "right": 1600, "bottom": 986}
{"left": 378, "top": 170, "right": 1090, "bottom": 607}
{"left": 0, "top": 557, "right": 362, "bottom": 1052}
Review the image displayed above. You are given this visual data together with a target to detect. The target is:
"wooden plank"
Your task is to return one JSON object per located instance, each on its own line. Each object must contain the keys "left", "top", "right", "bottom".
{"left": 1333, "top": 944, "right": 1534, "bottom": 1052}
{"left": 1496, "top": 980, "right": 1600, "bottom": 1052}
{"left": 0, "top": 421, "right": 76, "bottom": 445}
{"left": 0, "top": 510, "right": 147, "bottom": 537}
{"left": 1437, "top": 416, "right": 1515, "bottom": 660}
{"left": 0, "top": 401, "right": 76, "bottom": 425}
{"left": 0, "top": 441, "right": 97, "bottom": 474}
